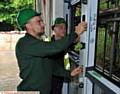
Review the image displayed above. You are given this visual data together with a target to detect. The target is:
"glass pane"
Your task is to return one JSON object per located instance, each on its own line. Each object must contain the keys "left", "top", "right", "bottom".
{"left": 95, "top": 0, "right": 120, "bottom": 85}
{"left": 93, "top": 84, "right": 108, "bottom": 94}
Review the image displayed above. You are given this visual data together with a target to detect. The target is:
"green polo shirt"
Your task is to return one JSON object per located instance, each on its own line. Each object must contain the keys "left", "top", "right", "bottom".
{"left": 15, "top": 32, "right": 77, "bottom": 94}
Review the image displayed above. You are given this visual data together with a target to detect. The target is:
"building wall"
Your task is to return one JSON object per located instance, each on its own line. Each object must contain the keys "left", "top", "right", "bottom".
{"left": 52, "top": 0, "right": 64, "bottom": 19}
{"left": 0, "top": 31, "right": 25, "bottom": 51}
{"left": 0, "top": 31, "right": 25, "bottom": 91}
{"left": 35, "top": 0, "right": 64, "bottom": 36}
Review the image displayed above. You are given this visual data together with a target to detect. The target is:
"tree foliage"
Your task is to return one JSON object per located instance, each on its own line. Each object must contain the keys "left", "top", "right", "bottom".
{"left": 0, "top": 0, "right": 34, "bottom": 30}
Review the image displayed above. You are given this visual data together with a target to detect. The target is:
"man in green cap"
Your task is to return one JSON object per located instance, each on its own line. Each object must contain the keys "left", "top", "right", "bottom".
{"left": 50, "top": 17, "right": 81, "bottom": 94}
{"left": 50, "top": 17, "right": 69, "bottom": 94}
{"left": 16, "top": 8, "right": 87, "bottom": 94}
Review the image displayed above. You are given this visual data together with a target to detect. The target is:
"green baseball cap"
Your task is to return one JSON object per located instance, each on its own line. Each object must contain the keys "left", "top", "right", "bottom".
{"left": 17, "top": 8, "right": 41, "bottom": 29}
{"left": 52, "top": 17, "right": 66, "bottom": 30}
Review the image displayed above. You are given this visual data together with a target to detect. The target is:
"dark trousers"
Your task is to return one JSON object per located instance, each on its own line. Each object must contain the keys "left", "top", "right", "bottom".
{"left": 50, "top": 76, "right": 64, "bottom": 94}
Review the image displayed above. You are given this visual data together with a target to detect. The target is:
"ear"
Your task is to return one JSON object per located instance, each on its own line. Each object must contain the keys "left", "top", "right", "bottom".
{"left": 54, "top": 26, "right": 58, "bottom": 31}
{"left": 26, "top": 23, "right": 32, "bottom": 30}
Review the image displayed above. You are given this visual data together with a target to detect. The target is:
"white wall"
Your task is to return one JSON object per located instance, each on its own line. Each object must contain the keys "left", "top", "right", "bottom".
{"left": 52, "top": 0, "right": 64, "bottom": 20}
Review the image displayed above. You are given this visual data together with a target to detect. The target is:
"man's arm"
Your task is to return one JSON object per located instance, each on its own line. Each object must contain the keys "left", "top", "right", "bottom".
{"left": 16, "top": 22, "right": 87, "bottom": 57}
{"left": 17, "top": 32, "right": 77, "bottom": 57}
{"left": 52, "top": 62, "right": 83, "bottom": 81}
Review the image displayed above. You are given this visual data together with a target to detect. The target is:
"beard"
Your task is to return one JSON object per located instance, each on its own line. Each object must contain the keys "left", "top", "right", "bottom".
{"left": 34, "top": 26, "right": 45, "bottom": 37}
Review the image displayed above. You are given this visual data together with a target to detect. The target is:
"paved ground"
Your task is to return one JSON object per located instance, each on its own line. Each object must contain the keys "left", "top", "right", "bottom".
{"left": 0, "top": 91, "right": 39, "bottom": 94}
{"left": 0, "top": 51, "right": 20, "bottom": 91}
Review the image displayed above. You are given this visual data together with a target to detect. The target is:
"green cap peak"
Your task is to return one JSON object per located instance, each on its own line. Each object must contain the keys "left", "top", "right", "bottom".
{"left": 17, "top": 8, "right": 41, "bottom": 29}
{"left": 52, "top": 17, "right": 66, "bottom": 30}
{"left": 54, "top": 17, "right": 66, "bottom": 25}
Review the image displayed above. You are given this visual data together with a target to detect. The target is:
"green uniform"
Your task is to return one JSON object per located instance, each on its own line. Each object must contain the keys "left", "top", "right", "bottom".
{"left": 16, "top": 32, "right": 77, "bottom": 94}
{"left": 50, "top": 35, "right": 71, "bottom": 94}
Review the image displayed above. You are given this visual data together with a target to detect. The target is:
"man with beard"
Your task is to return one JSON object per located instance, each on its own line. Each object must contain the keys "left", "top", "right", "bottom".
{"left": 16, "top": 8, "right": 87, "bottom": 94}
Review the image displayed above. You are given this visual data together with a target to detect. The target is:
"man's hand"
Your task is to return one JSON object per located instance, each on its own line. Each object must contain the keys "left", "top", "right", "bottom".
{"left": 75, "top": 22, "right": 87, "bottom": 35}
{"left": 70, "top": 66, "right": 83, "bottom": 77}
